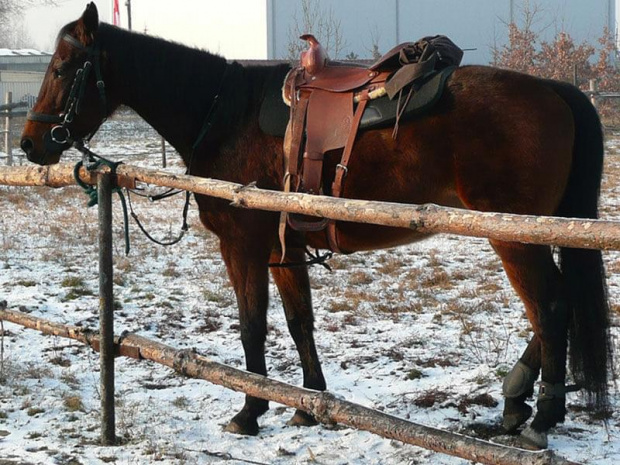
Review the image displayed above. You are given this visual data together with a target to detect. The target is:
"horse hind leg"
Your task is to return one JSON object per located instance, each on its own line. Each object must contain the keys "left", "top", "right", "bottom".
{"left": 502, "top": 335, "right": 540, "bottom": 433}
{"left": 270, "top": 247, "right": 327, "bottom": 427}
{"left": 491, "top": 240, "right": 568, "bottom": 449}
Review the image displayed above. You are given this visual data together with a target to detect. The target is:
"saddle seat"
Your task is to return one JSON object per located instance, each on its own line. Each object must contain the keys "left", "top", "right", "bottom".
{"left": 284, "top": 34, "right": 412, "bottom": 102}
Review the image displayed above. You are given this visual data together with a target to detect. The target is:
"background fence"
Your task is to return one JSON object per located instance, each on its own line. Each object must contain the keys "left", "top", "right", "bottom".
{"left": 0, "top": 92, "right": 27, "bottom": 166}
{"left": 0, "top": 92, "right": 170, "bottom": 167}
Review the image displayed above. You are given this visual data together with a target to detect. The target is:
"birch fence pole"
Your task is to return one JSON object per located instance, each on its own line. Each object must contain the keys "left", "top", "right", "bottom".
{"left": 589, "top": 79, "right": 598, "bottom": 108}
{"left": 161, "top": 136, "right": 167, "bottom": 168}
{"left": 97, "top": 172, "right": 116, "bottom": 445}
{"left": 4, "top": 92, "right": 11, "bottom": 166}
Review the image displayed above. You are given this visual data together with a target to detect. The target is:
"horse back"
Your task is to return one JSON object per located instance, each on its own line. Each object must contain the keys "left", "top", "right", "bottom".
{"left": 307, "top": 65, "right": 578, "bottom": 252}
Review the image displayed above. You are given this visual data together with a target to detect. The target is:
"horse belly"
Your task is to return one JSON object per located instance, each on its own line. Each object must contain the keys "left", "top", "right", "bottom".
{"left": 306, "top": 223, "right": 435, "bottom": 252}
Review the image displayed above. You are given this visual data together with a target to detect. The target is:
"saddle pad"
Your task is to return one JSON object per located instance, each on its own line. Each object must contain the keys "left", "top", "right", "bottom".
{"left": 259, "top": 65, "right": 457, "bottom": 137}
{"left": 258, "top": 64, "right": 292, "bottom": 137}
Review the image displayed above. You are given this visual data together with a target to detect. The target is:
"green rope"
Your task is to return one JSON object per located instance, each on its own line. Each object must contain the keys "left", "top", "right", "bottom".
{"left": 73, "top": 157, "right": 131, "bottom": 255}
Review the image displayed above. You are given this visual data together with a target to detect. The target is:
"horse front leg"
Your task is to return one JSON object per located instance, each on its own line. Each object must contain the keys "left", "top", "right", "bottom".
{"left": 270, "top": 247, "right": 326, "bottom": 427}
{"left": 219, "top": 238, "right": 271, "bottom": 435}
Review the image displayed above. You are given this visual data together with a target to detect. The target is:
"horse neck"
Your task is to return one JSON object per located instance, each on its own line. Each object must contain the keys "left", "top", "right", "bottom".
{"left": 99, "top": 25, "right": 229, "bottom": 162}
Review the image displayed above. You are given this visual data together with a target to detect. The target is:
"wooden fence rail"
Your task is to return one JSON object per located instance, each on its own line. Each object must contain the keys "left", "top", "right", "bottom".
{"left": 0, "top": 304, "right": 578, "bottom": 465}
{"left": 1, "top": 162, "right": 620, "bottom": 250}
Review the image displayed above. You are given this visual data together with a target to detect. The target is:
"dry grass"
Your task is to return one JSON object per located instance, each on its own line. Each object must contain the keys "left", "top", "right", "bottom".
{"left": 328, "top": 300, "right": 354, "bottom": 313}
{"left": 115, "top": 257, "right": 134, "bottom": 273}
{"left": 349, "top": 270, "right": 374, "bottom": 285}
{"left": 457, "top": 393, "right": 498, "bottom": 414}
{"left": 22, "top": 362, "right": 54, "bottom": 380}
{"left": 419, "top": 268, "right": 452, "bottom": 289}
{"left": 374, "top": 302, "right": 420, "bottom": 316}
{"left": 376, "top": 255, "right": 404, "bottom": 274}
{"left": 27, "top": 407, "right": 45, "bottom": 416}
{"left": 162, "top": 261, "right": 180, "bottom": 278}
{"left": 63, "top": 395, "right": 85, "bottom": 412}
{"left": 476, "top": 281, "right": 503, "bottom": 294}
{"left": 413, "top": 389, "right": 449, "bottom": 408}
{"left": 61, "top": 277, "right": 85, "bottom": 288}
{"left": 171, "top": 396, "right": 189, "bottom": 409}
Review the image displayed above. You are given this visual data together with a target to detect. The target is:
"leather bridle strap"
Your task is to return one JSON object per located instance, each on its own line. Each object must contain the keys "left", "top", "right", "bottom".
{"left": 27, "top": 34, "right": 107, "bottom": 145}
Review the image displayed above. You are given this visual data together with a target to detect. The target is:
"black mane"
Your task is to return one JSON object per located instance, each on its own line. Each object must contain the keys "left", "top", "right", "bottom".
{"left": 91, "top": 23, "right": 284, "bottom": 158}
{"left": 100, "top": 23, "right": 228, "bottom": 127}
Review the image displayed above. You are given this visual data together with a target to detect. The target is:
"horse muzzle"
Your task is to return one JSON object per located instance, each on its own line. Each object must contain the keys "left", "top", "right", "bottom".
{"left": 20, "top": 130, "right": 67, "bottom": 165}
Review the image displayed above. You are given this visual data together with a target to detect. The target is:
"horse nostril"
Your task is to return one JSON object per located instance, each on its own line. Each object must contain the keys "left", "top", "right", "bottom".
{"left": 20, "top": 137, "right": 34, "bottom": 154}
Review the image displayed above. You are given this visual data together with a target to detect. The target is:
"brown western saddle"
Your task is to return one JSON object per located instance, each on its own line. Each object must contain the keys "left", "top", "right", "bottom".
{"left": 281, "top": 34, "right": 462, "bottom": 255}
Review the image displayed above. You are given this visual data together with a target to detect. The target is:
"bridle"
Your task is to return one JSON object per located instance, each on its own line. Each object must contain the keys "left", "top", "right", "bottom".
{"left": 27, "top": 33, "right": 108, "bottom": 150}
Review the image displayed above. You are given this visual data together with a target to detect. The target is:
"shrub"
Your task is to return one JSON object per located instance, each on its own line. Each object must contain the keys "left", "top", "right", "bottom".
{"left": 492, "top": 5, "right": 620, "bottom": 122}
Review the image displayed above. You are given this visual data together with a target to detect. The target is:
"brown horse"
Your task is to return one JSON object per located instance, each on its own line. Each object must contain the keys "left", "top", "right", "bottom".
{"left": 21, "top": 3, "right": 612, "bottom": 449}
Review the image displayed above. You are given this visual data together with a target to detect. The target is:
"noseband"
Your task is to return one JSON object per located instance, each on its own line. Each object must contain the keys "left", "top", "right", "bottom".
{"left": 27, "top": 34, "right": 107, "bottom": 149}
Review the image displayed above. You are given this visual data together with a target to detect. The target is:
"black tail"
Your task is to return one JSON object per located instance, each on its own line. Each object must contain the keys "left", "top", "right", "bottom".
{"left": 550, "top": 80, "right": 612, "bottom": 414}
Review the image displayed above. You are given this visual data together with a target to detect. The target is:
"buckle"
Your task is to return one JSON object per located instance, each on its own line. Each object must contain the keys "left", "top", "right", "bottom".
{"left": 538, "top": 381, "right": 569, "bottom": 401}
{"left": 336, "top": 164, "right": 348, "bottom": 175}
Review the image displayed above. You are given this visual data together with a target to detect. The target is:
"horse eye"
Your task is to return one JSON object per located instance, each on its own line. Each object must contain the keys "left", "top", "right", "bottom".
{"left": 54, "top": 69, "right": 62, "bottom": 79}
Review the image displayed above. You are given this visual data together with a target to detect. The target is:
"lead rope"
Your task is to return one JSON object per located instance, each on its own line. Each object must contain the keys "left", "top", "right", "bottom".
{"left": 73, "top": 144, "right": 329, "bottom": 267}
{"left": 73, "top": 143, "right": 131, "bottom": 255}
{"left": 73, "top": 143, "right": 191, "bottom": 253}
{"left": 125, "top": 188, "right": 190, "bottom": 247}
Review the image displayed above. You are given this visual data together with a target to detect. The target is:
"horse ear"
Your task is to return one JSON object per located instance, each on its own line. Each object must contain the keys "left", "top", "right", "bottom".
{"left": 76, "top": 2, "right": 99, "bottom": 45}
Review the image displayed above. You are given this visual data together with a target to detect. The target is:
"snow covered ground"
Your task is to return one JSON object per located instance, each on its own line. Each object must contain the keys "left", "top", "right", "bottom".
{"left": 1, "top": 113, "right": 620, "bottom": 464}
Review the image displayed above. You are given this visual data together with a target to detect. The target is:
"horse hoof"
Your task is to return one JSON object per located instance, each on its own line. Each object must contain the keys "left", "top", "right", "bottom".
{"left": 224, "top": 418, "right": 259, "bottom": 436}
{"left": 287, "top": 410, "right": 318, "bottom": 427}
{"left": 520, "top": 426, "right": 548, "bottom": 449}
{"left": 503, "top": 404, "right": 533, "bottom": 433}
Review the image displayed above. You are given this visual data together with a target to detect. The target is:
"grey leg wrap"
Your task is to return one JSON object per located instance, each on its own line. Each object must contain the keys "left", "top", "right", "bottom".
{"left": 502, "top": 360, "right": 539, "bottom": 398}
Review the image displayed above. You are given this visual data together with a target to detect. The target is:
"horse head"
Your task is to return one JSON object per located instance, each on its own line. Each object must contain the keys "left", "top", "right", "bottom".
{"left": 20, "top": 2, "right": 114, "bottom": 165}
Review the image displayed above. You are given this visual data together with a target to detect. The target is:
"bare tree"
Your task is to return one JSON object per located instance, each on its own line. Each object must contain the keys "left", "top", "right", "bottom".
{"left": 0, "top": 0, "right": 59, "bottom": 48}
{"left": 491, "top": 0, "right": 608, "bottom": 89}
{"left": 491, "top": 0, "right": 545, "bottom": 75}
{"left": 365, "top": 24, "right": 382, "bottom": 60}
{"left": 286, "top": 0, "right": 347, "bottom": 61}
{"left": 11, "top": 22, "right": 35, "bottom": 49}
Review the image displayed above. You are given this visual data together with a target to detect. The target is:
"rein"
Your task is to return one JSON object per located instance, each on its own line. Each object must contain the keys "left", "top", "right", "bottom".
{"left": 31, "top": 32, "right": 190, "bottom": 252}
{"left": 119, "top": 62, "right": 238, "bottom": 249}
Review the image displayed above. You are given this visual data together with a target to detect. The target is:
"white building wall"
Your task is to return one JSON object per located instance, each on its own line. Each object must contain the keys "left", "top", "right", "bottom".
{"left": 268, "top": 0, "right": 616, "bottom": 64}
{"left": 0, "top": 81, "right": 41, "bottom": 107}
